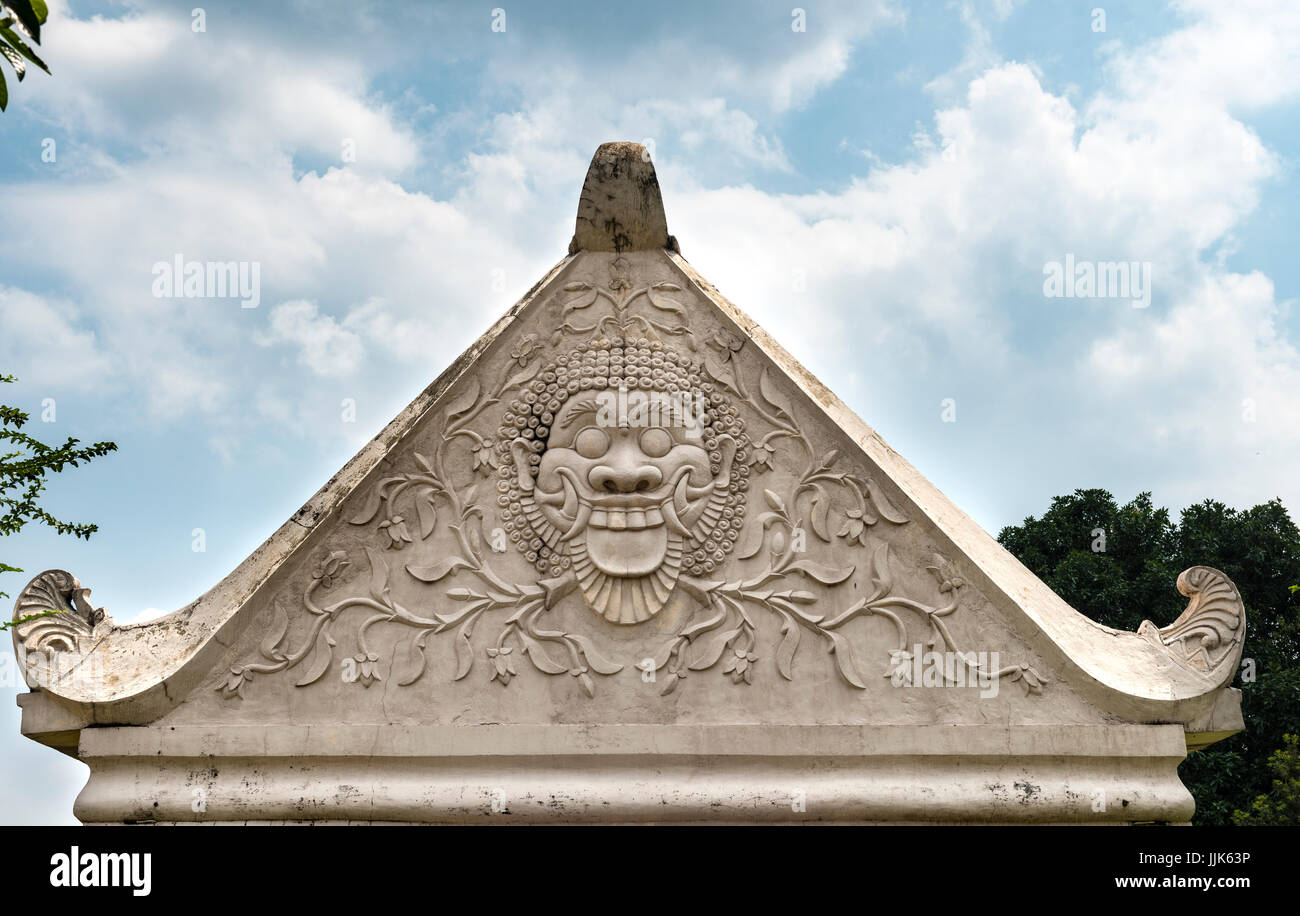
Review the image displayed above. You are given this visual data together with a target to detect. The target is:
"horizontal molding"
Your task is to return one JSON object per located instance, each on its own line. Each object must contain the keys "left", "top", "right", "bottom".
{"left": 79, "top": 723, "right": 1190, "bottom": 759}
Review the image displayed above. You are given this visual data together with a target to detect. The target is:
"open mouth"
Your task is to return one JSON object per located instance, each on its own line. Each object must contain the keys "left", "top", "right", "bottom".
{"left": 554, "top": 465, "right": 700, "bottom": 540}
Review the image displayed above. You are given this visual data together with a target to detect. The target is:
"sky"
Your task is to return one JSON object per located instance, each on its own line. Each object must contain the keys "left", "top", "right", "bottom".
{"left": 0, "top": 0, "right": 1297, "bottom": 824}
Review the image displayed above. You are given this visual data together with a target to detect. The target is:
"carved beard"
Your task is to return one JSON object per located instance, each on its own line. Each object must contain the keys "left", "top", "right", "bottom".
{"left": 516, "top": 443, "right": 736, "bottom": 625}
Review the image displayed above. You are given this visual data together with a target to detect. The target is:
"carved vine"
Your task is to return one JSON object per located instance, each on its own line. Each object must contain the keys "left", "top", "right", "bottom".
{"left": 220, "top": 257, "right": 1049, "bottom": 699}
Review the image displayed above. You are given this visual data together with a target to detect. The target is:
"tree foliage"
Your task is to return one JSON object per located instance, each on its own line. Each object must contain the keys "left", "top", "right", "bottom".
{"left": 998, "top": 488, "right": 1300, "bottom": 825}
{"left": 1232, "top": 733, "right": 1300, "bottom": 825}
{"left": 1, "top": 375, "right": 117, "bottom": 626}
{"left": 0, "top": 1, "right": 50, "bottom": 112}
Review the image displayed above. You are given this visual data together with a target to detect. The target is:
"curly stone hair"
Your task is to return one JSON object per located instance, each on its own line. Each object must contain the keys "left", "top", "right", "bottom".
{"left": 494, "top": 335, "right": 752, "bottom": 578}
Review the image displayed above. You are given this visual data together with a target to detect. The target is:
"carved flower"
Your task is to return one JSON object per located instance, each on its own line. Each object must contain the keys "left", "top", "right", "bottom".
{"left": 354, "top": 652, "right": 382, "bottom": 687}
{"left": 750, "top": 443, "right": 775, "bottom": 473}
{"left": 510, "top": 334, "right": 539, "bottom": 367}
{"left": 379, "top": 515, "right": 413, "bottom": 549}
{"left": 886, "top": 649, "right": 913, "bottom": 687}
{"left": 219, "top": 667, "right": 251, "bottom": 698}
{"left": 707, "top": 328, "right": 744, "bottom": 355}
{"left": 723, "top": 647, "right": 758, "bottom": 684}
{"left": 1007, "top": 664, "right": 1049, "bottom": 695}
{"left": 837, "top": 508, "right": 874, "bottom": 547}
{"left": 925, "top": 556, "right": 964, "bottom": 593}
{"left": 471, "top": 437, "right": 499, "bottom": 473}
{"left": 312, "top": 550, "right": 351, "bottom": 589}
{"left": 487, "top": 646, "right": 516, "bottom": 685}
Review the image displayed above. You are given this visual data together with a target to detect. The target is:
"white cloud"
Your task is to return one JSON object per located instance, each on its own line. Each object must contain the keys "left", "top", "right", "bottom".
{"left": 29, "top": 2, "right": 420, "bottom": 174}
{"left": 0, "top": 286, "right": 115, "bottom": 391}
{"left": 257, "top": 300, "right": 365, "bottom": 377}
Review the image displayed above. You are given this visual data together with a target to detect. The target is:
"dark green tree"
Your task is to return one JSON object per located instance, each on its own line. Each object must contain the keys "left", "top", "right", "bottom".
{"left": 998, "top": 489, "right": 1300, "bottom": 825}
{"left": 0, "top": 1, "right": 50, "bottom": 112}
{"left": 1, "top": 374, "right": 117, "bottom": 628}
{"left": 1233, "top": 733, "right": 1300, "bottom": 825}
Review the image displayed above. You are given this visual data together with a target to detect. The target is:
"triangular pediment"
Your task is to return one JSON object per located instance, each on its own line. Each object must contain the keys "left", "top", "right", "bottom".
{"left": 13, "top": 143, "right": 1246, "bottom": 823}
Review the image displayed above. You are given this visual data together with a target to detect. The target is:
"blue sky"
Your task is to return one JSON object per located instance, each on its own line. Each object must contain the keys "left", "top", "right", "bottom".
{"left": 1, "top": 0, "right": 1298, "bottom": 823}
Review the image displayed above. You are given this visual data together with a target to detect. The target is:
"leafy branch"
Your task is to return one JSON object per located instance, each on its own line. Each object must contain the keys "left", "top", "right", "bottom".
{"left": 0, "top": 1, "right": 50, "bottom": 112}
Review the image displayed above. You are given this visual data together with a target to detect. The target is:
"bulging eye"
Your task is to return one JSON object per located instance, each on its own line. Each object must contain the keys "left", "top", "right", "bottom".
{"left": 639, "top": 428, "right": 672, "bottom": 458}
{"left": 574, "top": 427, "right": 610, "bottom": 459}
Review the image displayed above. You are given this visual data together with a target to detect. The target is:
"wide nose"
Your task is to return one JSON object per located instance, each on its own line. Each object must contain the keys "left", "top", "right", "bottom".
{"left": 589, "top": 459, "right": 663, "bottom": 494}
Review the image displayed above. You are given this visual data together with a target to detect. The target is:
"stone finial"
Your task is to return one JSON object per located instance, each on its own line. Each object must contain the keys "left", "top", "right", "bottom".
{"left": 569, "top": 141, "right": 677, "bottom": 255}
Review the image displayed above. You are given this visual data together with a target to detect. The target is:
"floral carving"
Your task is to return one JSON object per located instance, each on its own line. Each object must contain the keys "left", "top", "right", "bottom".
{"left": 221, "top": 263, "right": 1049, "bottom": 700}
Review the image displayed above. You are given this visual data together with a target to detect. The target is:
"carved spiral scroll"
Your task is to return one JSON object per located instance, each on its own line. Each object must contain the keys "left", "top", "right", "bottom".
{"left": 11, "top": 570, "right": 105, "bottom": 680}
{"left": 1138, "top": 566, "right": 1245, "bottom": 683}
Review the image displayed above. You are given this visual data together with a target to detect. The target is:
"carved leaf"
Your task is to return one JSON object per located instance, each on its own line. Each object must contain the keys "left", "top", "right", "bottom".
{"left": 809, "top": 487, "right": 832, "bottom": 541}
{"left": 364, "top": 547, "right": 391, "bottom": 603}
{"left": 864, "top": 478, "right": 908, "bottom": 524}
{"left": 347, "top": 484, "right": 385, "bottom": 525}
{"left": 295, "top": 630, "right": 335, "bottom": 686}
{"left": 763, "top": 489, "right": 787, "bottom": 515}
{"left": 415, "top": 491, "right": 438, "bottom": 539}
{"left": 681, "top": 603, "right": 728, "bottom": 639}
{"left": 736, "top": 511, "right": 781, "bottom": 559}
{"left": 774, "top": 613, "right": 799, "bottom": 680}
{"left": 688, "top": 626, "right": 742, "bottom": 670}
{"left": 561, "top": 287, "right": 599, "bottom": 319}
{"left": 499, "top": 358, "right": 541, "bottom": 394}
{"left": 444, "top": 376, "right": 482, "bottom": 422}
{"left": 392, "top": 632, "right": 430, "bottom": 686}
{"left": 452, "top": 622, "right": 475, "bottom": 680}
{"left": 826, "top": 630, "right": 867, "bottom": 689}
{"left": 785, "top": 558, "right": 855, "bottom": 585}
{"left": 813, "top": 450, "right": 840, "bottom": 474}
{"left": 259, "top": 601, "right": 290, "bottom": 662}
{"left": 758, "top": 366, "right": 796, "bottom": 421}
{"left": 703, "top": 353, "right": 743, "bottom": 397}
{"left": 406, "top": 557, "right": 473, "bottom": 583}
{"left": 647, "top": 286, "right": 686, "bottom": 317}
{"left": 868, "top": 542, "right": 892, "bottom": 597}
{"left": 566, "top": 633, "right": 624, "bottom": 675}
{"left": 519, "top": 632, "right": 569, "bottom": 674}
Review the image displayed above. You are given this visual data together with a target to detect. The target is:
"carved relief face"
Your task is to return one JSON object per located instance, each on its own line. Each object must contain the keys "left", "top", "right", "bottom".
{"left": 495, "top": 338, "right": 751, "bottom": 623}
{"left": 534, "top": 389, "right": 717, "bottom": 577}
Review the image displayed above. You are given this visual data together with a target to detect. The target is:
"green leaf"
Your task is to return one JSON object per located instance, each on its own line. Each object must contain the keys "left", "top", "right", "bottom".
{"left": 0, "top": 66, "right": 7, "bottom": 110}
{"left": 4, "top": 2, "right": 41, "bottom": 42}
{"left": 0, "top": 25, "right": 49, "bottom": 74}
{"left": 0, "top": 40, "right": 25, "bottom": 80}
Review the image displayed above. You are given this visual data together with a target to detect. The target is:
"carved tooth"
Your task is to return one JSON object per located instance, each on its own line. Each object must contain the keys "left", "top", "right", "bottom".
{"left": 560, "top": 473, "right": 579, "bottom": 518}
{"left": 535, "top": 487, "right": 565, "bottom": 507}
{"left": 627, "top": 509, "right": 646, "bottom": 530}
{"left": 590, "top": 509, "right": 608, "bottom": 528}
{"left": 660, "top": 495, "right": 692, "bottom": 537}
{"left": 608, "top": 508, "right": 627, "bottom": 531}
{"left": 685, "top": 480, "right": 715, "bottom": 500}
{"left": 562, "top": 502, "right": 592, "bottom": 541}
{"left": 646, "top": 507, "right": 664, "bottom": 527}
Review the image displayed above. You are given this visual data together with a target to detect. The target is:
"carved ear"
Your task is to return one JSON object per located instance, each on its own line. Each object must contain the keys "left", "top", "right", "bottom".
{"left": 510, "top": 439, "right": 536, "bottom": 492}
